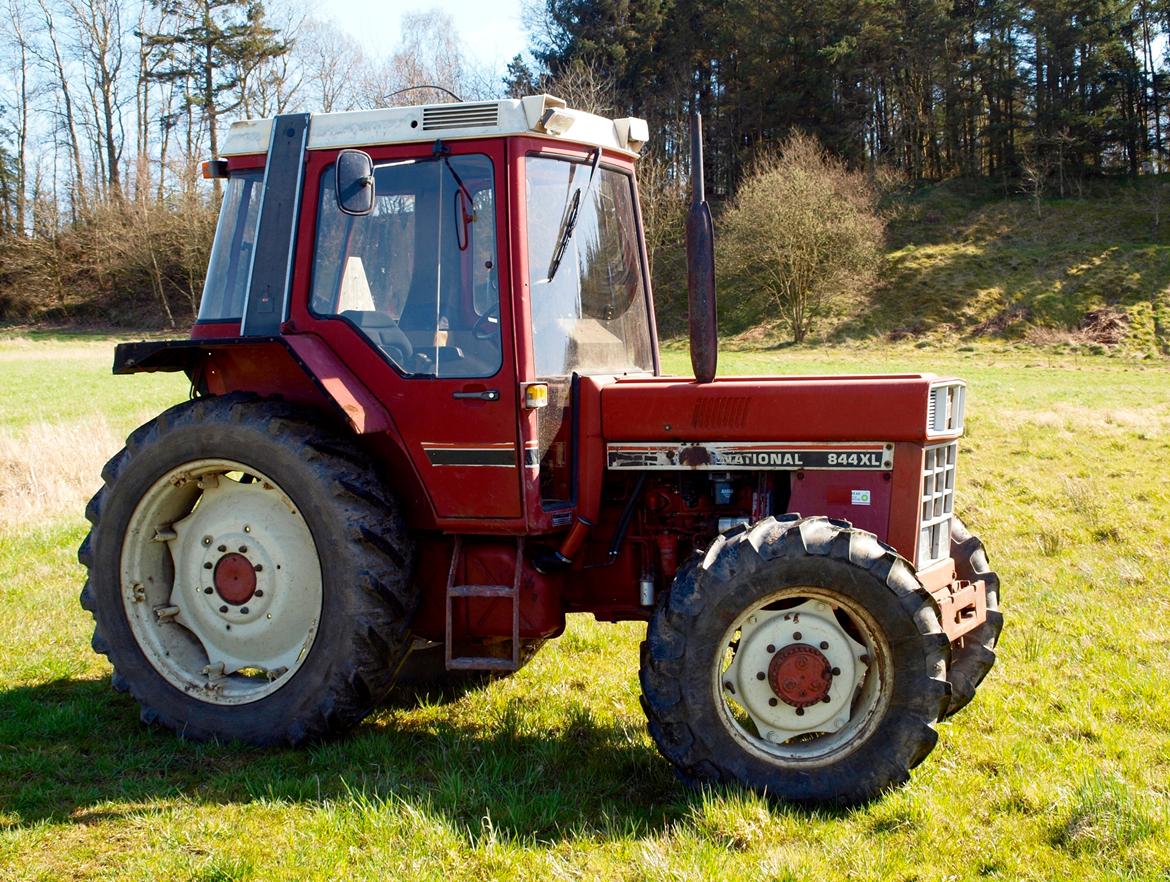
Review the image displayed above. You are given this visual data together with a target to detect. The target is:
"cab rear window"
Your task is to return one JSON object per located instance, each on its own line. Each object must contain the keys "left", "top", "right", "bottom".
{"left": 198, "top": 170, "right": 263, "bottom": 322}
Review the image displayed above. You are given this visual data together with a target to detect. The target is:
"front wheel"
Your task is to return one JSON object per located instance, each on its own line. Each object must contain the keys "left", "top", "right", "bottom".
{"left": 640, "top": 516, "right": 951, "bottom": 805}
{"left": 79, "top": 394, "right": 416, "bottom": 745}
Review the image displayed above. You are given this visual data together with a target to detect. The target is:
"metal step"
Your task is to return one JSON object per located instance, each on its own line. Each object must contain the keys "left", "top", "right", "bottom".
{"left": 449, "top": 584, "right": 514, "bottom": 599}
{"left": 445, "top": 536, "right": 524, "bottom": 672}
{"left": 445, "top": 657, "right": 516, "bottom": 672}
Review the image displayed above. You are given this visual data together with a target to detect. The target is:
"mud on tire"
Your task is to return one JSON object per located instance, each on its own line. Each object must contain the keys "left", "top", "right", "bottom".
{"left": 639, "top": 516, "right": 951, "bottom": 805}
{"left": 79, "top": 393, "right": 416, "bottom": 745}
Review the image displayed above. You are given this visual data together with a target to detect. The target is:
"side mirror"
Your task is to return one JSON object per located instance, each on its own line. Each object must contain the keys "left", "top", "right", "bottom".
{"left": 336, "top": 149, "right": 375, "bottom": 215}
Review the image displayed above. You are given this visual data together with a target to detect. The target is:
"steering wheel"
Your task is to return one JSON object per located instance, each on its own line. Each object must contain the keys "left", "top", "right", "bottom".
{"left": 473, "top": 303, "right": 500, "bottom": 340}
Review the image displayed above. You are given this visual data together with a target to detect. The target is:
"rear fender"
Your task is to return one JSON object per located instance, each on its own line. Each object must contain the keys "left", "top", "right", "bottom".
{"left": 113, "top": 335, "right": 435, "bottom": 525}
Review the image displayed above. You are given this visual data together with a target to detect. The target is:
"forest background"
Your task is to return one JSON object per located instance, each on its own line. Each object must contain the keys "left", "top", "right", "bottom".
{"left": 2, "top": 0, "right": 1170, "bottom": 350}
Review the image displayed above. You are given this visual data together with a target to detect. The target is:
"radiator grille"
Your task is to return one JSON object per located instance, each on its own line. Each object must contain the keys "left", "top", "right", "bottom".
{"left": 918, "top": 441, "right": 957, "bottom": 567}
{"left": 421, "top": 103, "right": 500, "bottom": 131}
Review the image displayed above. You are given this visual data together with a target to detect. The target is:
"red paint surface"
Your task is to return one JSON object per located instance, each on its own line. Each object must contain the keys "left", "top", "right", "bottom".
{"left": 787, "top": 470, "right": 892, "bottom": 540}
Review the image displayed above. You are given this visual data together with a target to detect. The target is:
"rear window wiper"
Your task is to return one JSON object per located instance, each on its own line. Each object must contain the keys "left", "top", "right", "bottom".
{"left": 548, "top": 148, "right": 602, "bottom": 281}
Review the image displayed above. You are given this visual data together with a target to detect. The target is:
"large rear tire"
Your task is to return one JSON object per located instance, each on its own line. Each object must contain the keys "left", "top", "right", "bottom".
{"left": 79, "top": 394, "right": 416, "bottom": 745}
{"left": 640, "top": 516, "right": 950, "bottom": 805}
{"left": 942, "top": 516, "right": 1002, "bottom": 717}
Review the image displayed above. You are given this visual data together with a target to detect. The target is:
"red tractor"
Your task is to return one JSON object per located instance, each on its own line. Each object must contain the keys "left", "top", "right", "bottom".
{"left": 81, "top": 95, "right": 1001, "bottom": 804}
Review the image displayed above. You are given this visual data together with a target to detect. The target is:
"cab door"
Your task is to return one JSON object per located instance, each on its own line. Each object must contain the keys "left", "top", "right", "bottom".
{"left": 295, "top": 139, "right": 522, "bottom": 521}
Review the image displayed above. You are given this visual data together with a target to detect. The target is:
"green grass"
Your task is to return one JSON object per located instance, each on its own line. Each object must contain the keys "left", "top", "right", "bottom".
{"left": 3, "top": 334, "right": 1170, "bottom": 879}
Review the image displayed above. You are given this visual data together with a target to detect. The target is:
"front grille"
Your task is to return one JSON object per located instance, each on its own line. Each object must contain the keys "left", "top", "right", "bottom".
{"left": 421, "top": 103, "right": 500, "bottom": 131}
{"left": 918, "top": 441, "right": 957, "bottom": 567}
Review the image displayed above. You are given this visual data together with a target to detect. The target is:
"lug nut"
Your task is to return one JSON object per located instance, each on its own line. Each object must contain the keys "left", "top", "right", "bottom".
{"left": 254, "top": 589, "right": 264, "bottom": 597}
{"left": 204, "top": 587, "right": 213, "bottom": 594}
{"left": 203, "top": 562, "right": 212, "bottom": 570}
{"left": 240, "top": 606, "right": 249, "bottom": 614}
{"left": 219, "top": 605, "right": 228, "bottom": 613}
{"left": 768, "top": 698, "right": 778, "bottom": 707}
{"left": 254, "top": 565, "right": 263, "bottom": 572}
{"left": 831, "top": 667, "right": 841, "bottom": 676}
{"left": 820, "top": 641, "right": 829, "bottom": 650}
{"left": 238, "top": 545, "right": 248, "bottom": 553}
{"left": 756, "top": 672, "right": 766, "bottom": 681}
{"left": 217, "top": 544, "right": 227, "bottom": 553}
{"left": 795, "top": 707, "right": 805, "bottom": 716}
{"left": 793, "top": 631, "right": 802, "bottom": 640}
{"left": 766, "top": 644, "right": 776, "bottom": 653}
{"left": 823, "top": 695, "right": 832, "bottom": 703}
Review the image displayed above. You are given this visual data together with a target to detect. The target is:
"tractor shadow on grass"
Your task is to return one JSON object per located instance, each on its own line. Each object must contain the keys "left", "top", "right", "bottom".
{"left": 0, "top": 675, "right": 817, "bottom": 839}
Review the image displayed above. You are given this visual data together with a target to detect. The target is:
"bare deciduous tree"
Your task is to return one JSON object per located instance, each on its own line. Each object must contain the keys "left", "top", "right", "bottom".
{"left": 719, "top": 133, "right": 886, "bottom": 343}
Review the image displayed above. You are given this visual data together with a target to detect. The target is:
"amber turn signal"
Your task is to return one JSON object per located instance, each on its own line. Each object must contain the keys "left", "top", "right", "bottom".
{"left": 523, "top": 383, "right": 549, "bottom": 409}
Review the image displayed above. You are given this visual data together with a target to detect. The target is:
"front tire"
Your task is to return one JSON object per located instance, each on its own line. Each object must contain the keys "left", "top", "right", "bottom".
{"left": 640, "top": 516, "right": 950, "bottom": 805}
{"left": 79, "top": 394, "right": 416, "bottom": 745}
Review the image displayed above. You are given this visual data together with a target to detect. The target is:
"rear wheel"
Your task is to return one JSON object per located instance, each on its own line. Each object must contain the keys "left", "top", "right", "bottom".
{"left": 79, "top": 394, "right": 416, "bottom": 745}
{"left": 942, "top": 517, "right": 1002, "bottom": 717}
{"left": 640, "top": 516, "right": 950, "bottom": 805}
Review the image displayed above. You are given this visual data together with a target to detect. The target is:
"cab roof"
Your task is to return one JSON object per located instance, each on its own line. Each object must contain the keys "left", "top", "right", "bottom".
{"left": 219, "top": 94, "right": 649, "bottom": 159}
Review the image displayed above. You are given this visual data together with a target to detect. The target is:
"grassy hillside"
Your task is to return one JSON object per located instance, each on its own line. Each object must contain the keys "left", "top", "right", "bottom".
{"left": 704, "top": 176, "right": 1170, "bottom": 354}
{"left": 2, "top": 334, "right": 1169, "bottom": 880}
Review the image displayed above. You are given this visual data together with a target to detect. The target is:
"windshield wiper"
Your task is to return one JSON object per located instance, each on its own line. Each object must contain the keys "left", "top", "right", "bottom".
{"left": 547, "top": 148, "right": 602, "bottom": 281}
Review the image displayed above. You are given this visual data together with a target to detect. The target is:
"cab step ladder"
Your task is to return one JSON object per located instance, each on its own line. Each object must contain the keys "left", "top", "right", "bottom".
{"left": 444, "top": 536, "right": 523, "bottom": 672}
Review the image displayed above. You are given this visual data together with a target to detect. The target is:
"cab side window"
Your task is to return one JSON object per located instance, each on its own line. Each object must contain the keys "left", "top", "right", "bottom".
{"left": 309, "top": 154, "right": 501, "bottom": 378}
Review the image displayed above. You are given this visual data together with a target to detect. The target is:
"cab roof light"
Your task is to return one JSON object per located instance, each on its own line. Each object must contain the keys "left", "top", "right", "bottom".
{"left": 202, "top": 159, "right": 229, "bottom": 180}
{"left": 538, "top": 107, "right": 576, "bottom": 137}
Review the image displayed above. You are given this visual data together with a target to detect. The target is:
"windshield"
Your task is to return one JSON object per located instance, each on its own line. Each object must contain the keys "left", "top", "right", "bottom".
{"left": 525, "top": 155, "right": 653, "bottom": 377}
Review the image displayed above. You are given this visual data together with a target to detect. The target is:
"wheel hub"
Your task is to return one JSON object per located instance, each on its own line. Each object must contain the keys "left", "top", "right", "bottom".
{"left": 769, "top": 643, "right": 833, "bottom": 707}
{"left": 214, "top": 552, "right": 257, "bottom": 605}
{"left": 721, "top": 599, "right": 870, "bottom": 743}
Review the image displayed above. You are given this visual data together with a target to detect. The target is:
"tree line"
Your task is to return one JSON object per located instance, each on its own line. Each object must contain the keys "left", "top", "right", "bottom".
{"left": 0, "top": 1, "right": 496, "bottom": 236}
{"left": 512, "top": 0, "right": 1170, "bottom": 195}
{"left": 3, "top": 0, "right": 1169, "bottom": 326}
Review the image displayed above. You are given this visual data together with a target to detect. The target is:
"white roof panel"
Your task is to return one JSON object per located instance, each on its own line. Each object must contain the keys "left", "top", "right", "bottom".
{"left": 219, "top": 96, "right": 647, "bottom": 160}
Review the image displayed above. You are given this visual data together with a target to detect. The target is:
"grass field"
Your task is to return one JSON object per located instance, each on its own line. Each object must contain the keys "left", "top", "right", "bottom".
{"left": 2, "top": 334, "right": 1169, "bottom": 880}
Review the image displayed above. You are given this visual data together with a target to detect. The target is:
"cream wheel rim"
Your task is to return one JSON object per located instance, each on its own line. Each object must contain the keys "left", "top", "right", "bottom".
{"left": 120, "top": 458, "right": 323, "bottom": 705}
{"left": 713, "top": 588, "right": 890, "bottom": 764}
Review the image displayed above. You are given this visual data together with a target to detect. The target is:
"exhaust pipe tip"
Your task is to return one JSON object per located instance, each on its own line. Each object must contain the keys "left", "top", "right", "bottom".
{"left": 686, "top": 112, "right": 718, "bottom": 383}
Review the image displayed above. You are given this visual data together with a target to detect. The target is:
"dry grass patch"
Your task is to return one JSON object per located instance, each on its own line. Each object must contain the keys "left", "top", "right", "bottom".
{"left": 0, "top": 417, "right": 121, "bottom": 533}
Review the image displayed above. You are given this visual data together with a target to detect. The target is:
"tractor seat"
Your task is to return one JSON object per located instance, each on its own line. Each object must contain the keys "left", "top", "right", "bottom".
{"left": 340, "top": 310, "right": 413, "bottom": 368}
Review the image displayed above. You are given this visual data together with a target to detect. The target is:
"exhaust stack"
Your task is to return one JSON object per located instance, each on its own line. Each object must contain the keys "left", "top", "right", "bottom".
{"left": 686, "top": 112, "right": 718, "bottom": 383}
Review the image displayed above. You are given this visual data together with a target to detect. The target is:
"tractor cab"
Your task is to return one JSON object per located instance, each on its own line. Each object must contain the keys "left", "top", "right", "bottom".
{"left": 191, "top": 95, "right": 656, "bottom": 526}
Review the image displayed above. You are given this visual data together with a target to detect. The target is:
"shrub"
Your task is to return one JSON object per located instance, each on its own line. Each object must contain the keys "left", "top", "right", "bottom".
{"left": 718, "top": 134, "right": 885, "bottom": 343}
{"left": 0, "top": 197, "right": 217, "bottom": 328}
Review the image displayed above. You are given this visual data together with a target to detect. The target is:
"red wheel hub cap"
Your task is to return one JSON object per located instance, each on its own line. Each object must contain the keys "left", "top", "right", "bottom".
{"left": 768, "top": 643, "right": 834, "bottom": 708}
{"left": 214, "top": 552, "right": 257, "bottom": 605}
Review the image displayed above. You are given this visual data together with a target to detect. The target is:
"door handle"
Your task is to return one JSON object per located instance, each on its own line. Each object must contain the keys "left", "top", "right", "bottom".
{"left": 452, "top": 389, "right": 500, "bottom": 401}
